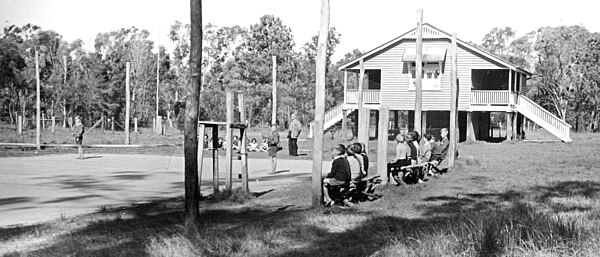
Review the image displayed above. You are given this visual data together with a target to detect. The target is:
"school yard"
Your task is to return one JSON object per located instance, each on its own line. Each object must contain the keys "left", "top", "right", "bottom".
{"left": 1, "top": 130, "right": 599, "bottom": 256}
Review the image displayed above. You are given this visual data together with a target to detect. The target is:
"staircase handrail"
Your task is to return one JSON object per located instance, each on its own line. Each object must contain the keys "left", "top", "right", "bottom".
{"left": 517, "top": 95, "right": 571, "bottom": 129}
{"left": 311, "top": 102, "right": 344, "bottom": 126}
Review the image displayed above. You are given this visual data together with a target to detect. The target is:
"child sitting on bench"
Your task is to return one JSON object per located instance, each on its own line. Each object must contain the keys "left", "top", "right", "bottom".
{"left": 323, "top": 144, "right": 351, "bottom": 206}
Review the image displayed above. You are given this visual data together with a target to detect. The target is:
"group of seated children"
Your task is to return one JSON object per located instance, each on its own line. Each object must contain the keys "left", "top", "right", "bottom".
{"left": 202, "top": 134, "right": 269, "bottom": 152}
{"left": 202, "top": 134, "right": 224, "bottom": 150}
{"left": 387, "top": 128, "right": 449, "bottom": 185}
{"left": 322, "top": 142, "right": 369, "bottom": 207}
{"left": 247, "top": 137, "right": 269, "bottom": 152}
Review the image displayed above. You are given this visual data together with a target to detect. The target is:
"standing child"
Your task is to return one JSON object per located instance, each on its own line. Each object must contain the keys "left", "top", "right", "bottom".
{"left": 268, "top": 123, "right": 280, "bottom": 174}
{"left": 72, "top": 116, "right": 85, "bottom": 159}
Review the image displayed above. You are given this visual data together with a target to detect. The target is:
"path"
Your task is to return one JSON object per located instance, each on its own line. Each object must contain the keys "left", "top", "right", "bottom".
{"left": 0, "top": 153, "right": 328, "bottom": 227}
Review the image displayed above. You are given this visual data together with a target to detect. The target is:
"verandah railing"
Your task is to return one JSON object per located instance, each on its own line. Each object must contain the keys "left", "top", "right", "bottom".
{"left": 470, "top": 90, "right": 510, "bottom": 105}
{"left": 345, "top": 89, "right": 380, "bottom": 104}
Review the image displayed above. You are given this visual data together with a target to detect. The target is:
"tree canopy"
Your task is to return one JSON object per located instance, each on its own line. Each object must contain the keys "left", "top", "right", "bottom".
{"left": 1, "top": 20, "right": 599, "bottom": 132}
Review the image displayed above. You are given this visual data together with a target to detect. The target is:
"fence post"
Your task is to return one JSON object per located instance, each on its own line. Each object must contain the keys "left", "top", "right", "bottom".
{"left": 112, "top": 116, "right": 115, "bottom": 133}
{"left": 134, "top": 118, "right": 138, "bottom": 132}
{"left": 51, "top": 116, "right": 55, "bottom": 133}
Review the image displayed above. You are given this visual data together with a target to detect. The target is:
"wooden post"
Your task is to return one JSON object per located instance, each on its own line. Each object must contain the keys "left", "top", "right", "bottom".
{"left": 185, "top": 0, "right": 202, "bottom": 234}
{"left": 358, "top": 108, "right": 370, "bottom": 153}
{"left": 466, "top": 112, "right": 476, "bottom": 142}
{"left": 101, "top": 115, "right": 105, "bottom": 133}
{"left": 272, "top": 56, "right": 277, "bottom": 125}
{"left": 134, "top": 118, "right": 138, "bottom": 132}
{"left": 17, "top": 115, "right": 22, "bottom": 135}
{"left": 239, "top": 94, "right": 249, "bottom": 192}
{"left": 512, "top": 112, "right": 521, "bottom": 140}
{"left": 508, "top": 70, "right": 513, "bottom": 105}
{"left": 35, "top": 51, "right": 40, "bottom": 149}
{"left": 394, "top": 110, "right": 399, "bottom": 130}
{"left": 51, "top": 116, "right": 55, "bottom": 133}
{"left": 197, "top": 124, "right": 205, "bottom": 196}
{"left": 212, "top": 126, "right": 219, "bottom": 194}
{"left": 421, "top": 111, "right": 427, "bottom": 135}
{"left": 342, "top": 69, "right": 348, "bottom": 139}
{"left": 512, "top": 111, "right": 518, "bottom": 140}
{"left": 414, "top": 9, "right": 423, "bottom": 136}
{"left": 343, "top": 70, "right": 348, "bottom": 104}
{"left": 449, "top": 34, "right": 458, "bottom": 168}
{"left": 341, "top": 109, "right": 348, "bottom": 140}
{"left": 125, "top": 62, "right": 131, "bottom": 145}
{"left": 312, "top": 0, "right": 329, "bottom": 207}
{"left": 505, "top": 112, "right": 513, "bottom": 141}
{"left": 377, "top": 106, "right": 390, "bottom": 185}
{"left": 62, "top": 56, "right": 67, "bottom": 128}
{"left": 225, "top": 91, "right": 233, "bottom": 191}
{"left": 42, "top": 113, "right": 46, "bottom": 130}
{"left": 358, "top": 59, "right": 365, "bottom": 108}
{"left": 156, "top": 34, "right": 160, "bottom": 129}
{"left": 111, "top": 116, "right": 115, "bottom": 133}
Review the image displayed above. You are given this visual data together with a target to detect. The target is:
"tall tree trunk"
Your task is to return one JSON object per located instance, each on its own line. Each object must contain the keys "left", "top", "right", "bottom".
{"left": 184, "top": 0, "right": 202, "bottom": 235}
{"left": 312, "top": 0, "right": 329, "bottom": 207}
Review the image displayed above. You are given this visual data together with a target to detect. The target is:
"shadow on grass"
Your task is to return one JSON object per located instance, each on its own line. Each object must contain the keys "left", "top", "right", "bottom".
{"left": 0, "top": 197, "right": 35, "bottom": 206}
{"left": 419, "top": 180, "right": 600, "bottom": 218}
{"left": 4, "top": 181, "right": 599, "bottom": 257}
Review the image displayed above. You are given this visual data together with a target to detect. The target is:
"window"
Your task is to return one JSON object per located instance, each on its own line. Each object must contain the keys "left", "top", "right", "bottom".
{"left": 403, "top": 47, "right": 446, "bottom": 90}
{"left": 407, "top": 62, "right": 443, "bottom": 90}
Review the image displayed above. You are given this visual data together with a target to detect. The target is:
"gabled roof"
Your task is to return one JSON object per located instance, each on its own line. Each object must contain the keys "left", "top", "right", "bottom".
{"left": 338, "top": 23, "right": 532, "bottom": 75}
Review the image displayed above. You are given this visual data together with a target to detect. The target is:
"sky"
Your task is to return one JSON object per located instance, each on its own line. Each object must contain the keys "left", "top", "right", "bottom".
{"left": 1, "top": 0, "right": 599, "bottom": 62}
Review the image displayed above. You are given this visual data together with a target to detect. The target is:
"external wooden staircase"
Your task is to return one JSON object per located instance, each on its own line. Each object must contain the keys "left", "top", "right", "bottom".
{"left": 515, "top": 95, "right": 571, "bottom": 142}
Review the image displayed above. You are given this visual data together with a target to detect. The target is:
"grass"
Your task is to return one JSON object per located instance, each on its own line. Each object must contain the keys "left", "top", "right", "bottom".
{"left": 1, "top": 132, "right": 600, "bottom": 256}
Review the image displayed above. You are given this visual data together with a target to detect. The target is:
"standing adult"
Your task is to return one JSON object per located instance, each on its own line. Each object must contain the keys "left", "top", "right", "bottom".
{"left": 268, "top": 123, "right": 280, "bottom": 174}
{"left": 288, "top": 113, "right": 302, "bottom": 156}
{"left": 72, "top": 116, "right": 85, "bottom": 159}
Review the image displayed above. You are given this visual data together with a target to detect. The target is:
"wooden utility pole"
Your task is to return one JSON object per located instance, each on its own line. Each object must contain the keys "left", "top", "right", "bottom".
{"left": 377, "top": 106, "right": 390, "bottom": 184}
{"left": 225, "top": 91, "right": 233, "bottom": 191}
{"left": 156, "top": 32, "right": 160, "bottom": 133}
{"left": 272, "top": 56, "right": 277, "bottom": 125}
{"left": 312, "top": 0, "right": 329, "bottom": 207}
{"left": 449, "top": 34, "right": 458, "bottom": 168}
{"left": 35, "top": 50, "right": 41, "bottom": 149}
{"left": 414, "top": 9, "right": 423, "bottom": 135}
{"left": 184, "top": 0, "right": 202, "bottom": 234}
{"left": 239, "top": 94, "right": 249, "bottom": 192}
{"left": 63, "top": 56, "right": 67, "bottom": 128}
{"left": 36, "top": 51, "right": 40, "bottom": 149}
{"left": 125, "top": 62, "right": 131, "bottom": 145}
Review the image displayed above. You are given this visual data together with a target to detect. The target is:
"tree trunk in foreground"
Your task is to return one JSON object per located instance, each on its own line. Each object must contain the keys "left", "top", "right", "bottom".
{"left": 312, "top": 0, "right": 329, "bottom": 207}
{"left": 184, "top": 0, "right": 202, "bottom": 234}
